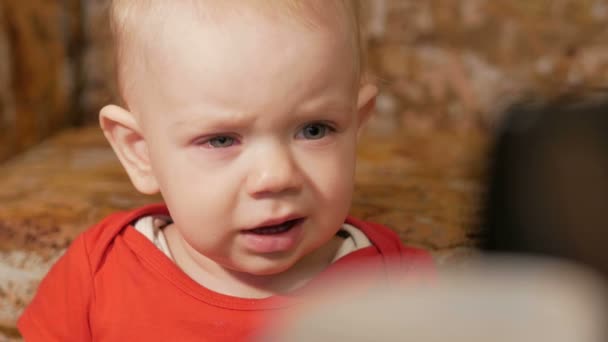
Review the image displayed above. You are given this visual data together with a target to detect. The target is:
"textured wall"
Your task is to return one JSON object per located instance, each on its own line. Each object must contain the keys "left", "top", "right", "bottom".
{"left": 77, "top": 0, "right": 608, "bottom": 127}
{"left": 80, "top": 0, "right": 118, "bottom": 122}
{"left": 0, "top": 3, "right": 13, "bottom": 162}
{"left": 0, "top": 0, "right": 82, "bottom": 162}
{"left": 365, "top": 0, "right": 608, "bottom": 133}
{"left": 3, "top": 0, "right": 608, "bottom": 151}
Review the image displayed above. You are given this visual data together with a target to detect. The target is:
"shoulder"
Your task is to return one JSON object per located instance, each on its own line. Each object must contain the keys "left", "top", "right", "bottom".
{"left": 79, "top": 203, "right": 169, "bottom": 267}
{"left": 17, "top": 203, "right": 170, "bottom": 340}
{"left": 345, "top": 216, "right": 435, "bottom": 270}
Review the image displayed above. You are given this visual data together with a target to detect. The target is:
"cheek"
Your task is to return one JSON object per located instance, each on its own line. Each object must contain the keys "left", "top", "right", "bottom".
{"left": 299, "top": 138, "right": 358, "bottom": 203}
{"left": 147, "top": 143, "right": 240, "bottom": 224}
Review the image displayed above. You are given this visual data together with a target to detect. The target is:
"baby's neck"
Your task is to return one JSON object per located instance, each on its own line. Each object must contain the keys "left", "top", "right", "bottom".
{"left": 164, "top": 224, "right": 342, "bottom": 298}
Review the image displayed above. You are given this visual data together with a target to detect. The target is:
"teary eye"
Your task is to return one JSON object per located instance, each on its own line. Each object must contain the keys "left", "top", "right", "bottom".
{"left": 297, "top": 123, "right": 333, "bottom": 140}
{"left": 207, "top": 136, "right": 235, "bottom": 148}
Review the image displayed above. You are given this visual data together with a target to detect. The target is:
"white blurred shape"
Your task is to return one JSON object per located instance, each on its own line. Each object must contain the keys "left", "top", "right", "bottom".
{"left": 266, "top": 256, "right": 607, "bottom": 342}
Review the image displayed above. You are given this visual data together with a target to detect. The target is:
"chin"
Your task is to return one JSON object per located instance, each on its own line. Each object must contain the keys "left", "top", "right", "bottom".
{"left": 236, "top": 255, "right": 300, "bottom": 276}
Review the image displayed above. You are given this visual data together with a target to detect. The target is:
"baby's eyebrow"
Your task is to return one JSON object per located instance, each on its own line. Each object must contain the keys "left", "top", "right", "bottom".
{"left": 295, "top": 100, "right": 355, "bottom": 115}
{"left": 170, "top": 110, "right": 255, "bottom": 132}
{"left": 168, "top": 99, "right": 354, "bottom": 136}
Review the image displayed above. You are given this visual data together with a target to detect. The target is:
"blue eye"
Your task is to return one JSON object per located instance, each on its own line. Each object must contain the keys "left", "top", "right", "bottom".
{"left": 207, "top": 136, "right": 235, "bottom": 148}
{"left": 298, "top": 123, "right": 331, "bottom": 140}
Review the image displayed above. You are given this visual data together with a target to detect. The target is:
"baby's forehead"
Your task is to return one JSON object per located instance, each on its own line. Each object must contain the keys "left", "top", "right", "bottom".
{"left": 110, "top": 0, "right": 360, "bottom": 104}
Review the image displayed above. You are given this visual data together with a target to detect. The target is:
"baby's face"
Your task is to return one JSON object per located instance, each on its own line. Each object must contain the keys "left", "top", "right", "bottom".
{"left": 123, "top": 4, "right": 371, "bottom": 275}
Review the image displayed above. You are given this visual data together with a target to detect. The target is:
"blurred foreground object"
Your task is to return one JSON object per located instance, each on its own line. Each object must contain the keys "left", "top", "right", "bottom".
{"left": 482, "top": 90, "right": 608, "bottom": 277}
{"left": 266, "top": 257, "right": 607, "bottom": 342}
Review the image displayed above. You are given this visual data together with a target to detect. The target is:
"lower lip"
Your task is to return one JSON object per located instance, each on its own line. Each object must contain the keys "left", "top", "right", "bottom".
{"left": 240, "top": 220, "right": 304, "bottom": 254}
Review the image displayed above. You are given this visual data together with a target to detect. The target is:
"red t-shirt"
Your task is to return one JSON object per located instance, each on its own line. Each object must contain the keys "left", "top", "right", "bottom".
{"left": 18, "top": 203, "right": 433, "bottom": 341}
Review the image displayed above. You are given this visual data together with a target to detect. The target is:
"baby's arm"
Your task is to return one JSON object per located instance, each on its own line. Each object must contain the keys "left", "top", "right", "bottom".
{"left": 17, "top": 234, "right": 94, "bottom": 341}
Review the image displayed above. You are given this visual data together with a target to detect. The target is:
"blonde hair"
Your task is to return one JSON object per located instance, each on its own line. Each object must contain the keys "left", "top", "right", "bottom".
{"left": 108, "top": 0, "right": 364, "bottom": 100}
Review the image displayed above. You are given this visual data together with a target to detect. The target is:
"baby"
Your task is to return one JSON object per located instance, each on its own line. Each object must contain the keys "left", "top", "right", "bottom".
{"left": 18, "top": 1, "right": 433, "bottom": 340}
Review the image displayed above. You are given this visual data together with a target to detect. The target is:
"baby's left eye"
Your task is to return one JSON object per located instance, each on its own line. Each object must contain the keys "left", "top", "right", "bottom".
{"left": 208, "top": 136, "right": 235, "bottom": 148}
{"left": 296, "top": 123, "right": 333, "bottom": 140}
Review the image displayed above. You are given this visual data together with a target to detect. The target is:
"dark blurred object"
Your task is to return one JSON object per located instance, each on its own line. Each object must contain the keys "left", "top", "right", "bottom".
{"left": 482, "top": 89, "right": 608, "bottom": 276}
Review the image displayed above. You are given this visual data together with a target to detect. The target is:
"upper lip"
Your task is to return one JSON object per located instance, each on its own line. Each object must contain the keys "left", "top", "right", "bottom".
{"left": 244, "top": 214, "right": 304, "bottom": 231}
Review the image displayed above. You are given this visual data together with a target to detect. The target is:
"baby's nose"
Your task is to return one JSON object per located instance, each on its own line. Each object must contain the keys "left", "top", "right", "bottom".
{"left": 246, "top": 145, "right": 303, "bottom": 198}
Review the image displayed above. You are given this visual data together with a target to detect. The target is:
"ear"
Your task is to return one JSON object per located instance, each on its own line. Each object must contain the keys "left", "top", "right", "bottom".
{"left": 356, "top": 83, "right": 378, "bottom": 138}
{"left": 99, "top": 105, "right": 160, "bottom": 195}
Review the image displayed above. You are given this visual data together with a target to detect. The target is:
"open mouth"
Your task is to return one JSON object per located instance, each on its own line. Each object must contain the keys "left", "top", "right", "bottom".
{"left": 244, "top": 218, "right": 305, "bottom": 235}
